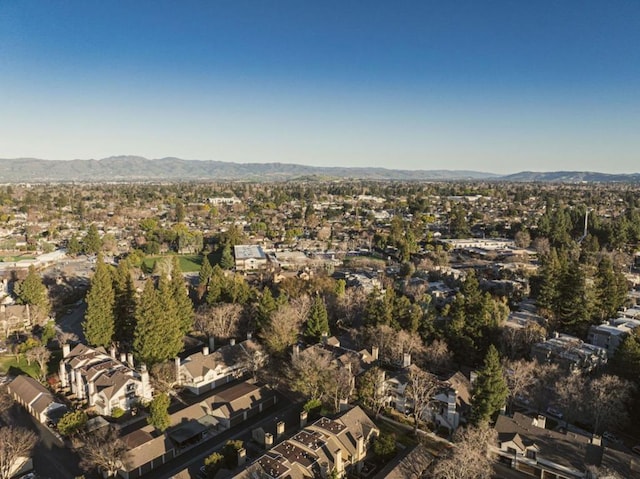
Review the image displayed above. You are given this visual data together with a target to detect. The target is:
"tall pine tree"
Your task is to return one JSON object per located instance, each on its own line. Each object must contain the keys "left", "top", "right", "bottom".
{"left": 305, "top": 295, "right": 329, "bottom": 342}
{"left": 113, "top": 259, "right": 137, "bottom": 346}
{"left": 83, "top": 255, "right": 115, "bottom": 348}
{"left": 134, "top": 279, "right": 174, "bottom": 365}
{"left": 470, "top": 344, "right": 508, "bottom": 425}
{"left": 15, "top": 264, "right": 51, "bottom": 324}
{"left": 170, "top": 256, "right": 194, "bottom": 335}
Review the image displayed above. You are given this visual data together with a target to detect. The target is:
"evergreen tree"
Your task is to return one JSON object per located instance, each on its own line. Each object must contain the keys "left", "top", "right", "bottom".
{"left": 220, "top": 244, "right": 234, "bottom": 270}
{"left": 134, "top": 280, "right": 169, "bottom": 365}
{"left": 83, "top": 255, "right": 115, "bottom": 348}
{"left": 556, "top": 259, "right": 590, "bottom": 336}
{"left": 158, "top": 275, "right": 184, "bottom": 357}
{"left": 594, "top": 256, "right": 622, "bottom": 322}
{"left": 198, "top": 255, "right": 213, "bottom": 289}
{"left": 112, "top": 260, "right": 136, "bottom": 345}
{"left": 305, "top": 295, "right": 329, "bottom": 342}
{"left": 15, "top": 265, "right": 51, "bottom": 322}
{"left": 470, "top": 345, "right": 508, "bottom": 425}
{"left": 147, "top": 393, "right": 170, "bottom": 432}
{"left": 611, "top": 331, "right": 640, "bottom": 384}
{"left": 206, "top": 265, "right": 224, "bottom": 304}
{"left": 67, "top": 235, "right": 82, "bottom": 256}
{"left": 82, "top": 223, "right": 102, "bottom": 255}
{"left": 170, "top": 256, "right": 194, "bottom": 335}
{"left": 256, "top": 287, "right": 277, "bottom": 331}
{"left": 536, "top": 248, "right": 563, "bottom": 317}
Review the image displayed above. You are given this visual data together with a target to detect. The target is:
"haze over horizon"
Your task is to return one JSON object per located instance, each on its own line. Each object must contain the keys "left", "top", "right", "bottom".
{"left": 1, "top": 1, "right": 639, "bottom": 175}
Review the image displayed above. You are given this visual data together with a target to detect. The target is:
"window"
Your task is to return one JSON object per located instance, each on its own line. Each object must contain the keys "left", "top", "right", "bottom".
{"left": 526, "top": 449, "right": 536, "bottom": 460}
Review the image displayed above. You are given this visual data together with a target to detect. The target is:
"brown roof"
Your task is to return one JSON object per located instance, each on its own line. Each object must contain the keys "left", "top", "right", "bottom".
{"left": 8, "top": 375, "right": 51, "bottom": 404}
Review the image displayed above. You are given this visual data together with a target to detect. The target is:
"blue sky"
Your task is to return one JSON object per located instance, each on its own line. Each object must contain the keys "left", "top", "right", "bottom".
{"left": 1, "top": 1, "right": 639, "bottom": 174}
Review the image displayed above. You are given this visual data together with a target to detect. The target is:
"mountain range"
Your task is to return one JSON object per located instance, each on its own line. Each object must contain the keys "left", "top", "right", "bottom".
{"left": 0, "top": 156, "right": 638, "bottom": 183}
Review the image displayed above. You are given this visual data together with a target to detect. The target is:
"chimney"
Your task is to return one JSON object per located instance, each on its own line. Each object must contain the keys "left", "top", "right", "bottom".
{"left": 88, "top": 381, "right": 96, "bottom": 406}
{"left": 591, "top": 434, "right": 602, "bottom": 446}
{"left": 264, "top": 432, "right": 273, "bottom": 449}
{"left": 208, "top": 336, "right": 215, "bottom": 351}
{"left": 276, "top": 421, "right": 285, "bottom": 440}
{"left": 300, "top": 410, "right": 308, "bottom": 428}
{"left": 321, "top": 331, "right": 328, "bottom": 344}
{"left": 230, "top": 338, "right": 236, "bottom": 346}
{"left": 532, "top": 414, "right": 546, "bottom": 430}
{"left": 140, "top": 364, "right": 152, "bottom": 400}
{"left": 247, "top": 332, "right": 253, "bottom": 340}
{"left": 174, "top": 357, "right": 181, "bottom": 386}
{"left": 356, "top": 435, "right": 364, "bottom": 459}
{"left": 59, "top": 360, "right": 67, "bottom": 388}
{"left": 75, "top": 369, "right": 84, "bottom": 399}
{"left": 127, "top": 353, "right": 134, "bottom": 368}
{"left": 203, "top": 345, "right": 210, "bottom": 356}
{"left": 110, "top": 345, "right": 117, "bottom": 359}
{"left": 402, "top": 352, "right": 411, "bottom": 368}
{"left": 371, "top": 346, "right": 379, "bottom": 361}
{"left": 120, "top": 352, "right": 127, "bottom": 363}
{"left": 334, "top": 448, "right": 344, "bottom": 474}
{"left": 237, "top": 447, "right": 247, "bottom": 467}
{"left": 62, "top": 343, "right": 71, "bottom": 358}
{"left": 293, "top": 344, "right": 300, "bottom": 357}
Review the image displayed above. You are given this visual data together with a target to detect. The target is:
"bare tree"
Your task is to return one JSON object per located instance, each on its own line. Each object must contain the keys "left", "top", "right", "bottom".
{"left": 0, "top": 386, "right": 12, "bottom": 418}
{"left": 56, "top": 330, "right": 78, "bottom": 346}
{"left": 25, "top": 346, "right": 51, "bottom": 380}
{"left": 237, "top": 340, "right": 268, "bottom": 381}
{"left": 585, "top": 374, "right": 634, "bottom": 434}
{"left": 329, "top": 356, "right": 358, "bottom": 413}
{"left": 428, "top": 424, "right": 497, "bottom": 479}
{"left": 423, "top": 339, "right": 453, "bottom": 372}
{"left": 0, "top": 426, "right": 37, "bottom": 479}
{"left": 503, "top": 359, "right": 537, "bottom": 410}
{"left": 259, "top": 302, "right": 305, "bottom": 356}
{"left": 194, "top": 303, "right": 243, "bottom": 340}
{"left": 529, "top": 362, "right": 561, "bottom": 413}
{"left": 555, "top": 372, "right": 587, "bottom": 427}
{"left": 288, "top": 347, "right": 334, "bottom": 403}
{"left": 500, "top": 322, "right": 546, "bottom": 359}
{"left": 357, "top": 366, "right": 387, "bottom": 416}
{"left": 335, "top": 287, "right": 367, "bottom": 326}
{"left": 406, "top": 366, "right": 439, "bottom": 435}
{"left": 79, "top": 426, "right": 129, "bottom": 478}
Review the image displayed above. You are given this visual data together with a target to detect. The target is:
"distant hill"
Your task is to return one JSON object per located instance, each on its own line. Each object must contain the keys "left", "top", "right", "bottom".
{"left": 0, "top": 156, "right": 498, "bottom": 182}
{"left": 500, "top": 171, "right": 640, "bottom": 183}
{"left": 0, "top": 157, "right": 637, "bottom": 183}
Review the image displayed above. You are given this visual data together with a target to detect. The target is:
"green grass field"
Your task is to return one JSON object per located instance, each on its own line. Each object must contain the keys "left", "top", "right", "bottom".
{"left": 0, "top": 350, "right": 62, "bottom": 379}
{"left": 142, "top": 254, "right": 203, "bottom": 273}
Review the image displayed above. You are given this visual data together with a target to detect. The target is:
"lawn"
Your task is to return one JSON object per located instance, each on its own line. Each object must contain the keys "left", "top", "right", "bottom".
{"left": 142, "top": 254, "right": 203, "bottom": 273}
{"left": 0, "top": 349, "right": 62, "bottom": 379}
{"left": 0, "top": 254, "right": 36, "bottom": 262}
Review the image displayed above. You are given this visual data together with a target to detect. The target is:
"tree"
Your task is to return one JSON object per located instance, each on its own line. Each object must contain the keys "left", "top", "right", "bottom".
{"left": 584, "top": 375, "right": 634, "bottom": 434}
{"left": 198, "top": 254, "right": 213, "bottom": 300}
{"left": 0, "top": 426, "right": 37, "bottom": 479}
{"left": 555, "top": 372, "right": 587, "bottom": 428}
{"left": 194, "top": 303, "right": 243, "bottom": 341}
{"left": 594, "top": 256, "right": 627, "bottom": 322}
{"left": 83, "top": 255, "right": 115, "bottom": 348}
{"left": 406, "top": 366, "right": 439, "bottom": 435}
{"left": 79, "top": 426, "right": 129, "bottom": 478}
{"left": 57, "top": 410, "right": 88, "bottom": 436}
{"left": 423, "top": 339, "right": 453, "bottom": 373}
{"left": 373, "top": 432, "right": 397, "bottom": 461}
{"left": 222, "top": 439, "right": 244, "bottom": 468}
{"left": 470, "top": 345, "right": 508, "bottom": 425}
{"left": 503, "top": 359, "right": 536, "bottom": 410}
{"left": 357, "top": 366, "right": 387, "bottom": 416}
{"left": 82, "top": 223, "right": 102, "bottom": 255}
{"left": 255, "top": 287, "right": 277, "bottom": 331}
{"left": 67, "top": 235, "right": 82, "bottom": 256}
{"left": 14, "top": 265, "right": 50, "bottom": 325}
{"left": 170, "top": 256, "right": 194, "bottom": 335}
{"left": 428, "top": 424, "right": 497, "bottom": 479}
{"left": 25, "top": 345, "right": 51, "bottom": 380}
{"left": 305, "top": 295, "right": 329, "bottom": 342}
{"left": 112, "top": 259, "right": 136, "bottom": 345}
{"left": 611, "top": 330, "right": 640, "bottom": 383}
{"left": 133, "top": 280, "right": 167, "bottom": 365}
{"left": 259, "top": 298, "right": 309, "bottom": 356}
{"left": 203, "top": 452, "right": 224, "bottom": 479}
{"left": 220, "top": 244, "right": 234, "bottom": 270}
{"left": 288, "top": 347, "right": 334, "bottom": 403}
{"left": 148, "top": 393, "right": 170, "bottom": 432}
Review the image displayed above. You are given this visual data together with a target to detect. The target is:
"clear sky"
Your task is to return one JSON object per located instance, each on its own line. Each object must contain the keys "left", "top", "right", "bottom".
{"left": 1, "top": 1, "right": 639, "bottom": 174}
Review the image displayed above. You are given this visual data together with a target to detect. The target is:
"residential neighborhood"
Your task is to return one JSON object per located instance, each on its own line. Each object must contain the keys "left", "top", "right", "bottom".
{"left": 1, "top": 179, "right": 640, "bottom": 479}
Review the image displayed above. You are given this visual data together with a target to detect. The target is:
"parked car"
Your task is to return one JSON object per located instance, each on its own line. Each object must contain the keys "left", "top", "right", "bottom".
{"left": 603, "top": 431, "right": 621, "bottom": 444}
{"left": 632, "top": 445, "right": 640, "bottom": 456}
{"left": 546, "top": 405, "right": 563, "bottom": 419}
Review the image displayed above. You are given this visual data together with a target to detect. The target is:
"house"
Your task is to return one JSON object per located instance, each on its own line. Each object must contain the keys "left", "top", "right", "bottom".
{"left": 432, "top": 371, "right": 472, "bottom": 433}
{"left": 7, "top": 375, "right": 67, "bottom": 424}
{"left": 0, "top": 304, "right": 30, "bottom": 338}
{"left": 235, "top": 406, "right": 379, "bottom": 479}
{"left": 587, "top": 318, "right": 640, "bottom": 357}
{"left": 374, "top": 444, "right": 434, "bottom": 479}
{"left": 531, "top": 333, "right": 608, "bottom": 373}
{"left": 58, "top": 343, "right": 153, "bottom": 416}
{"left": 234, "top": 244, "right": 268, "bottom": 271}
{"left": 176, "top": 336, "right": 264, "bottom": 395}
{"left": 494, "top": 412, "right": 640, "bottom": 478}
{"left": 118, "top": 381, "right": 277, "bottom": 479}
